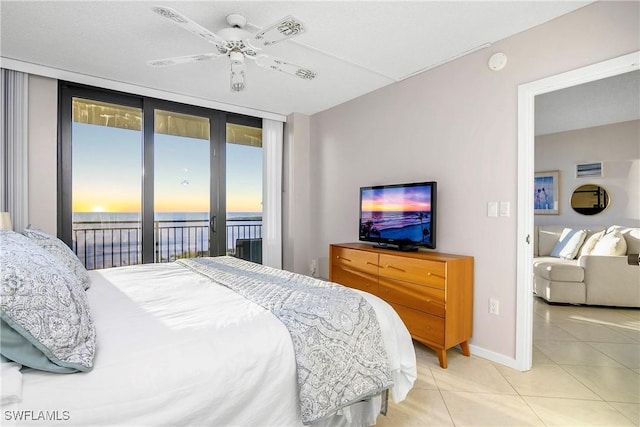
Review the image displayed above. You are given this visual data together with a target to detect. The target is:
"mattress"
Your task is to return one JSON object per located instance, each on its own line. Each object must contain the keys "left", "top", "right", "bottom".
{"left": 2, "top": 261, "right": 416, "bottom": 426}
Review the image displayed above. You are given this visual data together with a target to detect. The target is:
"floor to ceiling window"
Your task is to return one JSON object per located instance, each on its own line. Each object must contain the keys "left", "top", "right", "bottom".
{"left": 68, "top": 97, "right": 143, "bottom": 269}
{"left": 59, "top": 83, "right": 264, "bottom": 269}
{"left": 226, "top": 120, "right": 263, "bottom": 264}
{"left": 153, "top": 109, "right": 211, "bottom": 263}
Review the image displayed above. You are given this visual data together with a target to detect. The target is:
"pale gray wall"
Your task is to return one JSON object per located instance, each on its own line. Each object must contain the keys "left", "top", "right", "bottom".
{"left": 308, "top": 1, "right": 640, "bottom": 359}
{"left": 27, "top": 74, "right": 57, "bottom": 234}
{"left": 283, "top": 113, "right": 312, "bottom": 275}
{"left": 535, "top": 120, "right": 640, "bottom": 227}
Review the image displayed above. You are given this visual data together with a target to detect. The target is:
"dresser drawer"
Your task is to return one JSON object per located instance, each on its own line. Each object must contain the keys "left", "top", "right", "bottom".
{"left": 379, "top": 277, "right": 445, "bottom": 317}
{"left": 391, "top": 303, "right": 445, "bottom": 345}
{"left": 331, "top": 266, "right": 378, "bottom": 295}
{"left": 332, "top": 247, "right": 379, "bottom": 275}
{"left": 379, "top": 254, "right": 445, "bottom": 289}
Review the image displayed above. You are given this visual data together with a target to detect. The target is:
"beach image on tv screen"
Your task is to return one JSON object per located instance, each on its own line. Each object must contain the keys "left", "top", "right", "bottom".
{"left": 360, "top": 185, "right": 433, "bottom": 245}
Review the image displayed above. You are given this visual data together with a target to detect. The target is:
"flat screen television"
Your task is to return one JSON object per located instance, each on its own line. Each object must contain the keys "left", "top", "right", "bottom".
{"left": 359, "top": 181, "right": 437, "bottom": 251}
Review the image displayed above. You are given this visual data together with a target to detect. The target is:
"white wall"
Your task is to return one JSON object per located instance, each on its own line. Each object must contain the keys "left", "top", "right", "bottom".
{"left": 536, "top": 120, "right": 640, "bottom": 227}
{"left": 308, "top": 1, "right": 640, "bottom": 360}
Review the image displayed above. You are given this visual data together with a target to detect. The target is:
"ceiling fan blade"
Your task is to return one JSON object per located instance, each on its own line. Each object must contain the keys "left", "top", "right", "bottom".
{"left": 250, "top": 16, "right": 307, "bottom": 47}
{"left": 147, "top": 53, "right": 224, "bottom": 67}
{"left": 152, "top": 6, "right": 228, "bottom": 52}
{"left": 254, "top": 54, "right": 317, "bottom": 80}
{"left": 230, "top": 56, "right": 247, "bottom": 92}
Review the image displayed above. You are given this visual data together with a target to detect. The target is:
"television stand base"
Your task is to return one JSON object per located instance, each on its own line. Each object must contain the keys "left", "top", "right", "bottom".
{"left": 375, "top": 243, "right": 419, "bottom": 252}
{"left": 397, "top": 245, "right": 419, "bottom": 252}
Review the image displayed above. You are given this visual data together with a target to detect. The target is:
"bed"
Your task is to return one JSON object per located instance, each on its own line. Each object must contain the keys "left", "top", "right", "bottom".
{"left": 1, "top": 229, "right": 416, "bottom": 427}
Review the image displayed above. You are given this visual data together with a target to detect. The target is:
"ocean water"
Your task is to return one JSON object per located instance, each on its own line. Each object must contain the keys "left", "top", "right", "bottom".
{"left": 360, "top": 210, "right": 432, "bottom": 245}
{"left": 73, "top": 212, "right": 262, "bottom": 269}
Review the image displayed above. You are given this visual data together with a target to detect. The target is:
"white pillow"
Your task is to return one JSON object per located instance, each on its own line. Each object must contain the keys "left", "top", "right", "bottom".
{"left": 0, "top": 361, "right": 22, "bottom": 405}
{"left": 590, "top": 230, "right": 627, "bottom": 256}
{"left": 579, "top": 230, "right": 605, "bottom": 257}
{"left": 550, "top": 228, "right": 587, "bottom": 260}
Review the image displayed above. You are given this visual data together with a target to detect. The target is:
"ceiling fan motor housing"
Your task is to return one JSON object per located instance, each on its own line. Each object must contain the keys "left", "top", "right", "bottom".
{"left": 229, "top": 51, "right": 244, "bottom": 65}
{"left": 226, "top": 13, "right": 247, "bottom": 28}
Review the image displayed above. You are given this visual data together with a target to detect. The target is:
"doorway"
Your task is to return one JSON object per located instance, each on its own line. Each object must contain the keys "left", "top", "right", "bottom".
{"left": 515, "top": 51, "right": 639, "bottom": 371}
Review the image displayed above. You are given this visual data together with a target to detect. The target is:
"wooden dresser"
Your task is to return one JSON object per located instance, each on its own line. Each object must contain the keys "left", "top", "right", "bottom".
{"left": 329, "top": 242, "right": 473, "bottom": 368}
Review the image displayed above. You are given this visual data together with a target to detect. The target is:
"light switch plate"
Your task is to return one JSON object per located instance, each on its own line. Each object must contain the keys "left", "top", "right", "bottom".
{"left": 487, "top": 202, "right": 498, "bottom": 217}
{"left": 499, "top": 202, "right": 510, "bottom": 217}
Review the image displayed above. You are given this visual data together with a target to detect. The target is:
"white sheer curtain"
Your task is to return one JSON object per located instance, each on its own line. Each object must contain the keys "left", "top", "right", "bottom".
{"left": 261, "top": 119, "right": 283, "bottom": 269}
{"left": 0, "top": 69, "right": 29, "bottom": 232}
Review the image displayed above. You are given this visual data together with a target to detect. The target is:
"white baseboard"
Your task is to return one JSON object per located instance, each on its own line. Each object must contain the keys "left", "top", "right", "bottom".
{"left": 468, "top": 344, "right": 526, "bottom": 372}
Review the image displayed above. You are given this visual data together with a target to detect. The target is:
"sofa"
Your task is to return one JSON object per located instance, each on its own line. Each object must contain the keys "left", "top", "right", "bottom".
{"left": 533, "top": 225, "right": 640, "bottom": 307}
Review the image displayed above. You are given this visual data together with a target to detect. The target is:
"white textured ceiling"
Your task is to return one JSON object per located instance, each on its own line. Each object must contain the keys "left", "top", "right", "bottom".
{"left": 1, "top": 1, "right": 596, "bottom": 117}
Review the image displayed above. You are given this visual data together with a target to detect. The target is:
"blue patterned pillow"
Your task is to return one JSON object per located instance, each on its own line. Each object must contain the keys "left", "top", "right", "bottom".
{"left": 550, "top": 228, "right": 588, "bottom": 260}
{"left": 0, "top": 230, "right": 96, "bottom": 373}
{"left": 22, "top": 225, "right": 91, "bottom": 290}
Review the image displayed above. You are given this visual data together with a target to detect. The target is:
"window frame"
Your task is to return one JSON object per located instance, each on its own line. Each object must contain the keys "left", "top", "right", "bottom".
{"left": 58, "top": 81, "right": 262, "bottom": 264}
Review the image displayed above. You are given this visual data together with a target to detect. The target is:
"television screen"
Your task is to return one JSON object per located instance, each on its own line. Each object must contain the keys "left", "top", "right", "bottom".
{"left": 359, "top": 181, "right": 437, "bottom": 250}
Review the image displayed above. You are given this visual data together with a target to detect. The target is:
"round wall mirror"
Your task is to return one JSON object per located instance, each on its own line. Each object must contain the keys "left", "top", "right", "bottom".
{"left": 570, "top": 184, "right": 610, "bottom": 215}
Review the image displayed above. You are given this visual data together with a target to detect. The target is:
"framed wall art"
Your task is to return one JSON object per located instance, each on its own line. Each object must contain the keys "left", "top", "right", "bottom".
{"left": 534, "top": 171, "right": 559, "bottom": 215}
{"left": 576, "top": 161, "right": 603, "bottom": 178}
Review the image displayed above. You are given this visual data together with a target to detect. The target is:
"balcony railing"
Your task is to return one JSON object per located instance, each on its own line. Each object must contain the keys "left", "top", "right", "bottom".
{"left": 73, "top": 218, "right": 262, "bottom": 270}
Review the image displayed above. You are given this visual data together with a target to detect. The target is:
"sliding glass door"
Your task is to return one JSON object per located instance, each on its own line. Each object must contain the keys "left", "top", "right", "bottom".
{"left": 153, "top": 109, "right": 211, "bottom": 262}
{"left": 226, "top": 119, "right": 263, "bottom": 263}
{"left": 59, "top": 84, "right": 232, "bottom": 269}
{"left": 69, "top": 97, "right": 143, "bottom": 269}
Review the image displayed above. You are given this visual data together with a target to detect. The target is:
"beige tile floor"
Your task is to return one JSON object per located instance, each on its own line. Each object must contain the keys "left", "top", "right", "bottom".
{"left": 378, "top": 297, "right": 640, "bottom": 426}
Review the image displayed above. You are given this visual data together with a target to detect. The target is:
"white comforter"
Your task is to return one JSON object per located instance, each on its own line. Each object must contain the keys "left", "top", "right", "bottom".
{"left": 2, "top": 262, "right": 416, "bottom": 426}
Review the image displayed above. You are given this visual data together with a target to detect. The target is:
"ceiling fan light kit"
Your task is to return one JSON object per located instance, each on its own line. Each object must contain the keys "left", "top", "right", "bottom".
{"left": 148, "top": 6, "right": 317, "bottom": 92}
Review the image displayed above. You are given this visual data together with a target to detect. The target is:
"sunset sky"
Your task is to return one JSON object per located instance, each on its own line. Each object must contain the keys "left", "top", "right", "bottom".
{"left": 361, "top": 185, "right": 432, "bottom": 212}
{"left": 72, "top": 123, "right": 262, "bottom": 214}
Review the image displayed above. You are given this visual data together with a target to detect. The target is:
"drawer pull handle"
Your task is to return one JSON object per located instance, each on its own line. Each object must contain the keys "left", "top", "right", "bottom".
{"left": 337, "top": 256, "right": 352, "bottom": 262}
{"left": 366, "top": 261, "right": 379, "bottom": 267}
{"left": 385, "top": 264, "right": 405, "bottom": 272}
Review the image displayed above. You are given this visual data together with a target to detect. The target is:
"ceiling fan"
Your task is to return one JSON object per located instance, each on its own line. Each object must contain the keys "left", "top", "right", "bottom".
{"left": 147, "top": 6, "right": 317, "bottom": 92}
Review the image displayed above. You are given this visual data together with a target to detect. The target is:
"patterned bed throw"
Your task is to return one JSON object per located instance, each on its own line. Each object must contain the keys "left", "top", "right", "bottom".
{"left": 177, "top": 256, "right": 393, "bottom": 424}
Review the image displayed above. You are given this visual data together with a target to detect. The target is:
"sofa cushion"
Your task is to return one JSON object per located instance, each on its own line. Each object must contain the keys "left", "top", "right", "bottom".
{"left": 579, "top": 230, "right": 606, "bottom": 256}
{"left": 534, "top": 259, "right": 584, "bottom": 282}
{"left": 550, "top": 228, "right": 587, "bottom": 259}
{"left": 607, "top": 226, "right": 639, "bottom": 254}
{"left": 534, "top": 277, "right": 586, "bottom": 304}
{"left": 537, "top": 226, "right": 566, "bottom": 257}
{"left": 591, "top": 229, "right": 627, "bottom": 256}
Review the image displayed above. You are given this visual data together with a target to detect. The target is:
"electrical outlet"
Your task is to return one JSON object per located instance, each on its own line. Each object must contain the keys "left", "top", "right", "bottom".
{"left": 489, "top": 298, "right": 499, "bottom": 315}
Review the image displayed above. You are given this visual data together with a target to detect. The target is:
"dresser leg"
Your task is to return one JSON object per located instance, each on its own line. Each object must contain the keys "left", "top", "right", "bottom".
{"left": 460, "top": 341, "right": 470, "bottom": 357}
{"left": 437, "top": 349, "right": 447, "bottom": 369}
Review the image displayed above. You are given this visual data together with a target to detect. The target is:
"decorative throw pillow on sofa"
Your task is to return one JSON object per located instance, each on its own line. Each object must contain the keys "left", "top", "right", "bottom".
{"left": 579, "top": 230, "right": 606, "bottom": 257}
{"left": 590, "top": 230, "right": 627, "bottom": 256}
{"left": 22, "top": 225, "right": 91, "bottom": 290}
{"left": 550, "top": 228, "right": 587, "bottom": 260}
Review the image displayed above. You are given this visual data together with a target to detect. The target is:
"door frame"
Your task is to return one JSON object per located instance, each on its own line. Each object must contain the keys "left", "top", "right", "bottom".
{"left": 515, "top": 51, "right": 639, "bottom": 371}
